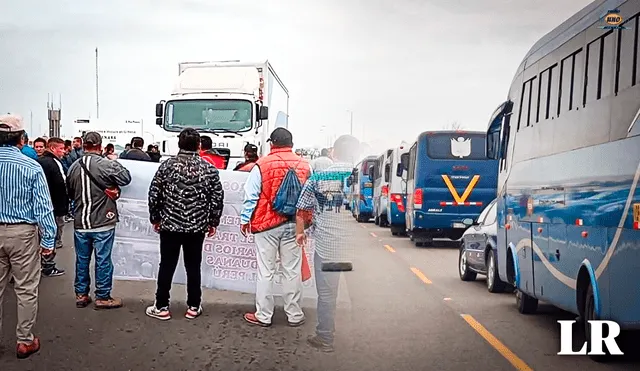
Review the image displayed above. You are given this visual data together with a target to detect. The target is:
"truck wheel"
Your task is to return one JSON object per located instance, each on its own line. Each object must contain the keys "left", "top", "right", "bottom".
{"left": 486, "top": 249, "right": 506, "bottom": 293}
{"left": 459, "top": 247, "right": 477, "bottom": 281}
{"left": 516, "top": 289, "right": 538, "bottom": 314}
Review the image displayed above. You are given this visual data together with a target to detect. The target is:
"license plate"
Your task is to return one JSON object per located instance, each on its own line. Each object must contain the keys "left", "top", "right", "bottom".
{"left": 453, "top": 222, "right": 466, "bottom": 228}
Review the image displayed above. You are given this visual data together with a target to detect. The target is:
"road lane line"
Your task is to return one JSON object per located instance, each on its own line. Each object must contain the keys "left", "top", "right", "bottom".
{"left": 370, "top": 232, "right": 377, "bottom": 237}
{"left": 384, "top": 244, "right": 396, "bottom": 253}
{"left": 410, "top": 267, "right": 432, "bottom": 284}
{"left": 460, "top": 314, "right": 532, "bottom": 371}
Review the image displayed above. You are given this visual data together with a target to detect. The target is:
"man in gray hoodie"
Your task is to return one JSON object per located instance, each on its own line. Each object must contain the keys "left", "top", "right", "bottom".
{"left": 67, "top": 132, "right": 132, "bottom": 309}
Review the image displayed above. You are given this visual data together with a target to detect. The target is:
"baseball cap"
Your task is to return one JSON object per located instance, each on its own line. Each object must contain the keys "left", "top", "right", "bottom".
{"left": 83, "top": 131, "right": 103, "bottom": 146}
{"left": 0, "top": 114, "right": 25, "bottom": 132}
{"left": 244, "top": 143, "right": 258, "bottom": 153}
{"left": 266, "top": 127, "right": 293, "bottom": 147}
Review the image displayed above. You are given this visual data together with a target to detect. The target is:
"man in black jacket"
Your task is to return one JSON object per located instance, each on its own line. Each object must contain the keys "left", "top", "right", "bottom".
{"left": 36, "top": 137, "right": 67, "bottom": 277}
{"left": 120, "top": 137, "right": 151, "bottom": 161}
{"left": 146, "top": 128, "right": 224, "bottom": 321}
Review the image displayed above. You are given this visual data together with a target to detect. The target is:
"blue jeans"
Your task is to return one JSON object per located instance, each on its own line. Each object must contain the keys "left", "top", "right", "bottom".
{"left": 314, "top": 252, "right": 340, "bottom": 344}
{"left": 74, "top": 229, "right": 116, "bottom": 299}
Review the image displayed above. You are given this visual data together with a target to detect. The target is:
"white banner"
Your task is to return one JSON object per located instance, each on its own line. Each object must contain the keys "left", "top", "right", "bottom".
{"left": 112, "top": 159, "right": 318, "bottom": 299}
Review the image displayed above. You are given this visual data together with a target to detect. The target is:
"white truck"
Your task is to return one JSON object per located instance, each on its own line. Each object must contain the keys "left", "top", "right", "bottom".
{"left": 154, "top": 60, "right": 289, "bottom": 168}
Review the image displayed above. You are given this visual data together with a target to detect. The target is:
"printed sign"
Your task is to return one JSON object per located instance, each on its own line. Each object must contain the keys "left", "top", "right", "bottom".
{"left": 112, "top": 160, "right": 318, "bottom": 298}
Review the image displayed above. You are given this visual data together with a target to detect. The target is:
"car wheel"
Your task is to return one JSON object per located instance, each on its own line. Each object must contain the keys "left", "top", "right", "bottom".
{"left": 516, "top": 289, "right": 538, "bottom": 314}
{"left": 459, "top": 247, "right": 477, "bottom": 281}
{"left": 486, "top": 249, "right": 506, "bottom": 293}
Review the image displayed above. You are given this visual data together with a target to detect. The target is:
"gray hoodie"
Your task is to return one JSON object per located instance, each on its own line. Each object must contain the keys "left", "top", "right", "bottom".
{"left": 67, "top": 153, "right": 132, "bottom": 231}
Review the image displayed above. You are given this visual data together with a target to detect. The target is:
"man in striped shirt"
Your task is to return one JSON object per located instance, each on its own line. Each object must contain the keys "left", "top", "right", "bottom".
{"left": 0, "top": 113, "right": 57, "bottom": 359}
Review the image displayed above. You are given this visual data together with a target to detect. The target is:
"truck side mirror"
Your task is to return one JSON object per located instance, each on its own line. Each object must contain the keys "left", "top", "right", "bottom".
{"left": 396, "top": 163, "right": 403, "bottom": 177}
{"left": 155, "top": 102, "right": 164, "bottom": 117}
{"left": 156, "top": 117, "right": 163, "bottom": 127}
{"left": 259, "top": 106, "right": 269, "bottom": 120}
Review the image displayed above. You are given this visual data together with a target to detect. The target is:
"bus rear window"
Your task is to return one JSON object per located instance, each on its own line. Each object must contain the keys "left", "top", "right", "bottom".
{"left": 426, "top": 133, "right": 487, "bottom": 160}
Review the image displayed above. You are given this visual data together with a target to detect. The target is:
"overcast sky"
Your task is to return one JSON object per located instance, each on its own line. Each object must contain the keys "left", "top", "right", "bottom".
{"left": 1, "top": 0, "right": 593, "bottom": 151}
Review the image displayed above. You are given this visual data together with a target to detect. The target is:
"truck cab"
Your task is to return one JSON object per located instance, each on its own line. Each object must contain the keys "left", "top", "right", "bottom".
{"left": 154, "top": 60, "right": 288, "bottom": 169}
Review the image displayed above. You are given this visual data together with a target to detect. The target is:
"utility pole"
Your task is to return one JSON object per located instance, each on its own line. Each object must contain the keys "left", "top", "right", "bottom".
{"left": 95, "top": 47, "right": 100, "bottom": 118}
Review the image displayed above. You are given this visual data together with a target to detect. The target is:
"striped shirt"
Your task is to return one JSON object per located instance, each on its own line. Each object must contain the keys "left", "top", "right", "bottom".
{"left": 0, "top": 146, "right": 57, "bottom": 249}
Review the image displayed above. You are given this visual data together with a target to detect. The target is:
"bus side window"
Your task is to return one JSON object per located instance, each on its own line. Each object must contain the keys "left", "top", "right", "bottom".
{"left": 384, "top": 163, "right": 390, "bottom": 182}
{"left": 499, "top": 114, "right": 512, "bottom": 172}
{"left": 408, "top": 144, "right": 416, "bottom": 180}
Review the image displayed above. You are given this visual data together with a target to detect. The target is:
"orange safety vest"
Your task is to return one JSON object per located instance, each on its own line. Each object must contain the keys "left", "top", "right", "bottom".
{"left": 250, "top": 147, "right": 310, "bottom": 233}
{"left": 237, "top": 161, "right": 256, "bottom": 172}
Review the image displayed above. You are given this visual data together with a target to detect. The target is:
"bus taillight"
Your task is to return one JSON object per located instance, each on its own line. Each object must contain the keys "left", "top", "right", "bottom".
{"left": 391, "top": 193, "right": 405, "bottom": 213}
{"left": 413, "top": 188, "right": 423, "bottom": 209}
{"left": 382, "top": 185, "right": 389, "bottom": 196}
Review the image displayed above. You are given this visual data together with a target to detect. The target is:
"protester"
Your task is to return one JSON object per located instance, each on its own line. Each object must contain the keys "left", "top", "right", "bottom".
{"left": 233, "top": 143, "right": 259, "bottom": 171}
{"left": 33, "top": 137, "right": 47, "bottom": 157}
{"left": 296, "top": 134, "right": 360, "bottom": 352}
{"left": 19, "top": 132, "right": 38, "bottom": 160}
{"left": 240, "top": 128, "right": 311, "bottom": 327}
{"left": 67, "top": 132, "right": 132, "bottom": 309}
{"left": 146, "top": 128, "right": 224, "bottom": 320}
{"left": 119, "top": 137, "right": 151, "bottom": 161}
{"left": 199, "top": 135, "right": 226, "bottom": 169}
{"left": 36, "top": 137, "right": 69, "bottom": 277}
{"left": 103, "top": 143, "right": 118, "bottom": 160}
{"left": 146, "top": 144, "right": 161, "bottom": 162}
{"left": 0, "top": 114, "right": 57, "bottom": 359}
{"left": 62, "top": 136, "right": 84, "bottom": 168}
{"left": 310, "top": 148, "right": 333, "bottom": 172}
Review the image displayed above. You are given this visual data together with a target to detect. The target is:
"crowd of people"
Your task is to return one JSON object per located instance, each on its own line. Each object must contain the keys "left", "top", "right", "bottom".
{"left": 0, "top": 112, "right": 358, "bottom": 360}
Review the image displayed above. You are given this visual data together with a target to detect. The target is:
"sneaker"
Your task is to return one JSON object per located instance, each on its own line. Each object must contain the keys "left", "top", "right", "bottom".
{"left": 146, "top": 305, "right": 171, "bottom": 320}
{"left": 307, "top": 335, "right": 334, "bottom": 352}
{"left": 288, "top": 317, "right": 306, "bottom": 327}
{"left": 43, "top": 267, "right": 65, "bottom": 277}
{"left": 94, "top": 297, "right": 123, "bottom": 310}
{"left": 185, "top": 306, "right": 202, "bottom": 319}
{"left": 16, "top": 337, "right": 40, "bottom": 359}
{"left": 76, "top": 294, "right": 92, "bottom": 308}
{"left": 243, "top": 312, "right": 271, "bottom": 327}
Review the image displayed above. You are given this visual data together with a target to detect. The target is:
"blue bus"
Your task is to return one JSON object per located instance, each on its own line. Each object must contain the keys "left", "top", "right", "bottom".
{"left": 488, "top": 0, "right": 640, "bottom": 357}
{"left": 403, "top": 131, "right": 498, "bottom": 246}
{"left": 348, "top": 156, "right": 377, "bottom": 223}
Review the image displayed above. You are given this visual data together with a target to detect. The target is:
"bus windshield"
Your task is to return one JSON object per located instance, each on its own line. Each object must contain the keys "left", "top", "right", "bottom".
{"left": 164, "top": 99, "right": 253, "bottom": 133}
{"left": 362, "top": 160, "right": 376, "bottom": 175}
{"left": 426, "top": 133, "right": 487, "bottom": 160}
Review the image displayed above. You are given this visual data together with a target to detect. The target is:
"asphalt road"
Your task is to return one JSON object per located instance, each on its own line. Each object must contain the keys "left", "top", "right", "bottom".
{"left": 1, "top": 217, "right": 639, "bottom": 370}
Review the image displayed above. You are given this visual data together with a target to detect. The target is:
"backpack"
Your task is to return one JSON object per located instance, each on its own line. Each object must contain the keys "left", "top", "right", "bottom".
{"left": 272, "top": 159, "right": 304, "bottom": 217}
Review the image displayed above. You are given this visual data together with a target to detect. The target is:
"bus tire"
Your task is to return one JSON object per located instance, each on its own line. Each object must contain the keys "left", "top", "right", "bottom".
{"left": 486, "top": 249, "right": 506, "bottom": 293}
{"left": 584, "top": 284, "right": 612, "bottom": 362}
{"left": 374, "top": 216, "right": 380, "bottom": 225}
{"left": 516, "top": 289, "right": 538, "bottom": 314}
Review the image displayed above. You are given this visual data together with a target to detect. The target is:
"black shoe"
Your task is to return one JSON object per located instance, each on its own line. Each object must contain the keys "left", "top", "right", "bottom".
{"left": 307, "top": 335, "right": 334, "bottom": 352}
{"left": 43, "top": 267, "right": 65, "bottom": 277}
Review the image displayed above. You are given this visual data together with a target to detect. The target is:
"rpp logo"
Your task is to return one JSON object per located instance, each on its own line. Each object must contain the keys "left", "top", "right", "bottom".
{"left": 557, "top": 320, "right": 623, "bottom": 355}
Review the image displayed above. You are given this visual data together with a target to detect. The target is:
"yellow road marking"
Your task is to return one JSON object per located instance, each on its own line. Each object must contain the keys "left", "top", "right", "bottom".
{"left": 443, "top": 297, "right": 452, "bottom": 301}
{"left": 441, "top": 175, "right": 480, "bottom": 203}
{"left": 410, "top": 267, "right": 432, "bottom": 284}
{"left": 384, "top": 244, "right": 396, "bottom": 253}
{"left": 370, "top": 232, "right": 377, "bottom": 237}
{"left": 461, "top": 314, "right": 533, "bottom": 371}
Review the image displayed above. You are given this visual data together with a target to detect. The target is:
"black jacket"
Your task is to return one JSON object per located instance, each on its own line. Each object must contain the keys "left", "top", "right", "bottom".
{"left": 120, "top": 148, "right": 151, "bottom": 161}
{"left": 147, "top": 151, "right": 162, "bottom": 162}
{"left": 37, "top": 151, "right": 69, "bottom": 216}
{"left": 148, "top": 150, "right": 224, "bottom": 233}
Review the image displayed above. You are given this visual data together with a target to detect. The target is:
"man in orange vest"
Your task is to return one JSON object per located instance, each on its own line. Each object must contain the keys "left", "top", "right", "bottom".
{"left": 239, "top": 128, "right": 311, "bottom": 327}
{"left": 199, "top": 135, "right": 226, "bottom": 169}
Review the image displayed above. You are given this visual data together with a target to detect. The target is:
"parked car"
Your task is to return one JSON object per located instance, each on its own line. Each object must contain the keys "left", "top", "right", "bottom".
{"left": 458, "top": 199, "right": 512, "bottom": 293}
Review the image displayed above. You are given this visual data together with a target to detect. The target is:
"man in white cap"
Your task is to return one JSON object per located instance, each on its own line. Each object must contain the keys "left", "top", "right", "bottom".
{"left": 0, "top": 113, "right": 57, "bottom": 359}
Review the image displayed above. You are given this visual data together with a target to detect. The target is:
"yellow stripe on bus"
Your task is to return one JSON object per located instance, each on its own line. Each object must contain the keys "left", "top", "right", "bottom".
{"left": 441, "top": 175, "right": 480, "bottom": 203}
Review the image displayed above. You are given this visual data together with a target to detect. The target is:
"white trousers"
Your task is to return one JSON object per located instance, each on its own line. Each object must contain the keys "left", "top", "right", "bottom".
{"left": 254, "top": 222, "right": 304, "bottom": 324}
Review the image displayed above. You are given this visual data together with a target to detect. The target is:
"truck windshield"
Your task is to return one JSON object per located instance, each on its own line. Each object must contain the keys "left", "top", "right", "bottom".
{"left": 164, "top": 99, "right": 252, "bottom": 132}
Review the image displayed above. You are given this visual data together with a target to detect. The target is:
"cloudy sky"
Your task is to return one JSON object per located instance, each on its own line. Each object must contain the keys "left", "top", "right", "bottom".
{"left": 1, "top": 0, "right": 592, "bottom": 151}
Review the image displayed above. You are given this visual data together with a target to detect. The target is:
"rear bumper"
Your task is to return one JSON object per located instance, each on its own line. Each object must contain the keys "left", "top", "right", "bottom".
{"left": 413, "top": 211, "right": 478, "bottom": 229}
